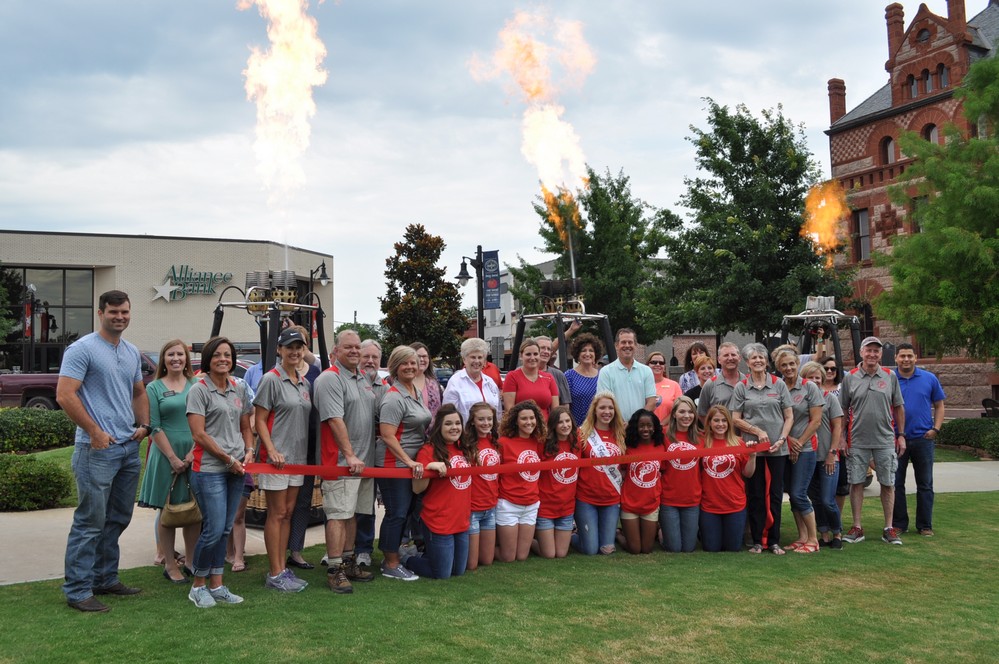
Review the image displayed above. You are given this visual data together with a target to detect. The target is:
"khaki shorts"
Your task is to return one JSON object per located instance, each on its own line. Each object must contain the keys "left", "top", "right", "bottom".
{"left": 846, "top": 447, "right": 897, "bottom": 487}
{"left": 257, "top": 473, "right": 304, "bottom": 491}
{"left": 621, "top": 508, "right": 660, "bottom": 522}
{"left": 321, "top": 477, "right": 374, "bottom": 519}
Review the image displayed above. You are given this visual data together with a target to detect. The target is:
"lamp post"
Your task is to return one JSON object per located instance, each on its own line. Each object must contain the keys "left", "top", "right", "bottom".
{"left": 307, "top": 260, "right": 330, "bottom": 351}
{"left": 455, "top": 245, "right": 486, "bottom": 340}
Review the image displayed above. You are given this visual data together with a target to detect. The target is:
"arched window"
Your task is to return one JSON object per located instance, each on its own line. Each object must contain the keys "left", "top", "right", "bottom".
{"left": 923, "top": 69, "right": 933, "bottom": 94}
{"left": 917, "top": 28, "right": 931, "bottom": 43}
{"left": 881, "top": 136, "right": 896, "bottom": 164}
{"left": 938, "top": 64, "right": 949, "bottom": 88}
{"left": 908, "top": 74, "right": 918, "bottom": 99}
{"left": 922, "top": 124, "right": 939, "bottom": 144}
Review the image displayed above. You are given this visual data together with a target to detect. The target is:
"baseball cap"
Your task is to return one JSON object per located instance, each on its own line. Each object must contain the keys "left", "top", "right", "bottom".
{"left": 861, "top": 336, "right": 883, "bottom": 348}
{"left": 277, "top": 328, "right": 306, "bottom": 347}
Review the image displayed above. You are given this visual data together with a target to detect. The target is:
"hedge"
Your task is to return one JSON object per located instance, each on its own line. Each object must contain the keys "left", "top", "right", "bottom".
{"left": 0, "top": 454, "right": 73, "bottom": 511}
{"left": 938, "top": 418, "right": 999, "bottom": 457}
{"left": 0, "top": 408, "right": 77, "bottom": 453}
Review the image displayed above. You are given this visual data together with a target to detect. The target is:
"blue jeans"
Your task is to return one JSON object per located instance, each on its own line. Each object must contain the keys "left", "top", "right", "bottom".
{"left": 377, "top": 478, "right": 414, "bottom": 554}
{"left": 787, "top": 449, "right": 816, "bottom": 516}
{"left": 571, "top": 500, "right": 620, "bottom": 555}
{"left": 190, "top": 471, "right": 244, "bottom": 577}
{"left": 63, "top": 440, "right": 141, "bottom": 602}
{"left": 808, "top": 460, "right": 841, "bottom": 534}
{"left": 404, "top": 524, "right": 469, "bottom": 579}
{"left": 355, "top": 512, "right": 375, "bottom": 556}
{"left": 659, "top": 505, "right": 700, "bottom": 553}
{"left": 699, "top": 509, "right": 746, "bottom": 552}
{"left": 894, "top": 437, "right": 935, "bottom": 531}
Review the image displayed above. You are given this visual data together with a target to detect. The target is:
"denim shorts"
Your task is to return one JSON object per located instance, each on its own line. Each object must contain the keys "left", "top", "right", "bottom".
{"left": 535, "top": 514, "right": 575, "bottom": 531}
{"left": 468, "top": 507, "right": 497, "bottom": 535}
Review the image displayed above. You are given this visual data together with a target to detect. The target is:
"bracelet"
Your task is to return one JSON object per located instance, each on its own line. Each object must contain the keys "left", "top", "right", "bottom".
{"left": 225, "top": 455, "right": 235, "bottom": 468}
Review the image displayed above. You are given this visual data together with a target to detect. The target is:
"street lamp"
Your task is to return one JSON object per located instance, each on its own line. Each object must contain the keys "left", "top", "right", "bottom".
{"left": 455, "top": 245, "right": 486, "bottom": 340}
{"left": 307, "top": 260, "right": 331, "bottom": 351}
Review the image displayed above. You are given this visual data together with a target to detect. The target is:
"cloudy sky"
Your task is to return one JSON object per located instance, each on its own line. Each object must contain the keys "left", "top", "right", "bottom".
{"left": 0, "top": 1, "right": 981, "bottom": 325}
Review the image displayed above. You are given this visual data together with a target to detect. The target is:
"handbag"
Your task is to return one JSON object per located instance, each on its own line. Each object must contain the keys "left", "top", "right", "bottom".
{"left": 160, "top": 472, "right": 202, "bottom": 528}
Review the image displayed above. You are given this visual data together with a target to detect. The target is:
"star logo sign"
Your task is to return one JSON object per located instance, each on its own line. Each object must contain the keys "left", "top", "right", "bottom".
{"left": 153, "top": 279, "right": 181, "bottom": 303}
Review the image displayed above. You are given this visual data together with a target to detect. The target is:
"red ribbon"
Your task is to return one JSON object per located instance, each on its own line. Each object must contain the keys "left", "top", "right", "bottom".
{"left": 244, "top": 444, "right": 759, "bottom": 479}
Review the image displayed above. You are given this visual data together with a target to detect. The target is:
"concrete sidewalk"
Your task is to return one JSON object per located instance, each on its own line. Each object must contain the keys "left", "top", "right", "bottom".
{"left": 2, "top": 461, "right": 998, "bottom": 586}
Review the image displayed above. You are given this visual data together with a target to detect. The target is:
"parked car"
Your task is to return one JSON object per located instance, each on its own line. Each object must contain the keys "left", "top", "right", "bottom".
{"left": 0, "top": 352, "right": 157, "bottom": 410}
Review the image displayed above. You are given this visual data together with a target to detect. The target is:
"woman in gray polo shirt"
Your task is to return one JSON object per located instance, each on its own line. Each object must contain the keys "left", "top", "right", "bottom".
{"left": 731, "top": 343, "right": 793, "bottom": 555}
{"left": 186, "top": 336, "right": 254, "bottom": 608}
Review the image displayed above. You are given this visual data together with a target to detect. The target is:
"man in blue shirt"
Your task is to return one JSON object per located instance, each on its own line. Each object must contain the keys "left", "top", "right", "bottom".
{"left": 596, "top": 328, "right": 656, "bottom": 420}
{"left": 892, "top": 343, "right": 945, "bottom": 536}
{"left": 57, "top": 290, "right": 150, "bottom": 613}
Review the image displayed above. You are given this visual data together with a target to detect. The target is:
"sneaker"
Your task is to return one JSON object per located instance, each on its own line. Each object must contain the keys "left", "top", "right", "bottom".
{"left": 188, "top": 586, "right": 216, "bottom": 609}
{"left": 208, "top": 585, "right": 244, "bottom": 604}
{"left": 281, "top": 569, "right": 308, "bottom": 588}
{"left": 343, "top": 557, "right": 374, "bottom": 583}
{"left": 830, "top": 536, "right": 843, "bottom": 550}
{"left": 266, "top": 570, "right": 306, "bottom": 593}
{"left": 356, "top": 552, "right": 372, "bottom": 567}
{"left": 882, "top": 527, "right": 903, "bottom": 545}
{"left": 381, "top": 562, "right": 419, "bottom": 581}
{"left": 818, "top": 539, "right": 830, "bottom": 548}
{"left": 842, "top": 526, "right": 865, "bottom": 543}
{"left": 918, "top": 528, "right": 935, "bottom": 537}
{"left": 320, "top": 555, "right": 329, "bottom": 567}
{"left": 327, "top": 564, "right": 353, "bottom": 594}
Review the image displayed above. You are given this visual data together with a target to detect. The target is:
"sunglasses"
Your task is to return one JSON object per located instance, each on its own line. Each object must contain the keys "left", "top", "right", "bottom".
{"left": 648, "top": 360, "right": 665, "bottom": 365}
{"left": 824, "top": 366, "right": 837, "bottom": 372}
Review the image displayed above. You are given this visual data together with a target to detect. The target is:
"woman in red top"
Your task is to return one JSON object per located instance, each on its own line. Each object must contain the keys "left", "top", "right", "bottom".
{"left": 573, "top": 391, "right": 625, "bottom": 555}
{"left": 496, "top": 400, "right": 546, "bottom": 562}
{"left": 660, "top": 396, "right": 703, "bottom": 553}
{"left": 619, "top": 409, "right": 664, "bottom": 554}
{"left": 502, "top": 338, "right": 559, "bottom": 418}
{"left": 535, "top": 406, "right": 579, "bottom": 559}
{"left": 403, "top": 404, "right": 477, "bottom": 580}
{"left": 700, "top": 405, "right": 757, "bottom": 552}
{"left": 465, "top": 402, "right": 499, "bottom": 571}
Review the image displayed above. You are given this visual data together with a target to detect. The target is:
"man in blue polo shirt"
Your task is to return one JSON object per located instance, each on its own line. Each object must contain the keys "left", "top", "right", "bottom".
{"left": 57, "top": 290, "right": 150, "bottom": 613}
{"left": 596, "top": 328, "right": 656, "bottom": 420}
{"left": 892, "top": 343, "right": 945, "bottom": 537}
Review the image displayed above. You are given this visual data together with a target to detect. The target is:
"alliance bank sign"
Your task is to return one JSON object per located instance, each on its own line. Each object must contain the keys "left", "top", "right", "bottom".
{"left": 152, "top": 265, "right": 233, "bottom": 303}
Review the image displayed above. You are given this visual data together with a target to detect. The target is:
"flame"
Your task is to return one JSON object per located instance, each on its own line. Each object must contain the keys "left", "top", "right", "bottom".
{"left": 238, "top": 0, "right": 328, "bottom": 200}
{"left": 470, "top": 9, "right": 594, "bottom": 192}
{"left": 802, "top": 180, "right": 849, "bottom": 267}
{"left": 542, "top": 184, "right": 582, "bottom": 248}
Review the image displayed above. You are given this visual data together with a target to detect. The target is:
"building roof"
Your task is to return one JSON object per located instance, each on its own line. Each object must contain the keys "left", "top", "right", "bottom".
{"left": 831, "top": 1, "right": 999, "bottom": 130}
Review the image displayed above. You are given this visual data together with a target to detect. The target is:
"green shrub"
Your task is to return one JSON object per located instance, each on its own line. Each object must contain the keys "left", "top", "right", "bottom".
{"left": 938, "top": 418, "right": 999, "bottom": 454}
{"left": 0, "top": 408, "right": 76, "bottom": 453}
{"left": 0, "top": 454, "right": 73, "bottom": 511}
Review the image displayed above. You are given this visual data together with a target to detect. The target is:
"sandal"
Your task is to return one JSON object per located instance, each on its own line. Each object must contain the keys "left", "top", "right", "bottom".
{"left": 748, "top": 544, "right": 763, "bottom": 554}
{"left": 794, "top": 542, "right": 820, "bottom": 554}
{"left": 786, "top": 541, "right": 805, "bottom": 551}
{"left": 769, "top": 544, "right": 786, "bottom": 555}
{"left": 231, "top": 561, "right": 248, "bottom": 573}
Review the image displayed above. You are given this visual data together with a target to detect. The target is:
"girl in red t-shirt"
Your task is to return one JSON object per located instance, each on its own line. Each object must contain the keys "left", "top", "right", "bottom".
{"left": 573, "top": 391, "right": 626, "bottom": 555}
{"left": 700, "top": 405, "right": 757, "bottom": 553}
{"left": 496, "top": 401, "right": 546, "bottom": 562}
{"left": 465, "top": 401, "right": 499, "bottom": 571}
{"left": 619, "top": 409, "right": 664, "bottom": 554}
{"left": 535, "top": 406, "right": 579, "bottom": 559}
{"left": 660, "top": 395, "right": 703, "bottom": 553}
{"left": 405, "top": 404, "right": 477, "bottom": 580}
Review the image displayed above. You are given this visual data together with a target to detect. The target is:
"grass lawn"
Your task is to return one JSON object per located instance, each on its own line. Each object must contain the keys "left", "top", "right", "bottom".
{"left": 1, "top": 492, "right": 997, "bottom": 663}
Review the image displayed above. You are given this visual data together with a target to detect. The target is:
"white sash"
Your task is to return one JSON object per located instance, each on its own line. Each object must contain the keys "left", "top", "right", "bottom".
{"left": 586, "top": 430, "right": 623, "bottom": 494}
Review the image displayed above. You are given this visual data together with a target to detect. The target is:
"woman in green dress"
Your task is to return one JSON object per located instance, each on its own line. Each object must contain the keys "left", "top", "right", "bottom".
{"left": 138, "top": 339, "right": 199, "bottom": 583}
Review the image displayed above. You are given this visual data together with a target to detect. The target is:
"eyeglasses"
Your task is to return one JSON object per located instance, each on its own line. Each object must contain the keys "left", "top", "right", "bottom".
{"left": 648, "top": 360, "right": 665, "bottom": 365}
{"left": 824, "top": 366, "right": 837, "bottom": 372}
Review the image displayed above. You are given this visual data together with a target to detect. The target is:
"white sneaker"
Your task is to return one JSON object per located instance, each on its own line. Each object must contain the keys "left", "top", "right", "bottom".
{"left": 208, "top": 585, "right": 244, "bottom": 604}
{"left": 320, "top": 554, "right": 330, "bottom": 567}
{"left": 356, "top": 552, "right": 372, "bottom": 567}
{"left": 188, "top": 586, "right": 216, "bottom": 609}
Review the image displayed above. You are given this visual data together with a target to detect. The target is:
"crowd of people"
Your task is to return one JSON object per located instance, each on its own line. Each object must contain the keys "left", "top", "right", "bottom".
{"left": 57, "top": 290, "right": 946, "bottom": 612}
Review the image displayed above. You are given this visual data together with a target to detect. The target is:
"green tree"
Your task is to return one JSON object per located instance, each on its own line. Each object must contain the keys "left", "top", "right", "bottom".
{"left": 650, "top": 99, "right": 851, "bottom": 341}
{"left": 0, "top": 262, "right": 19, "bottom": 342}
{"left": 334, "top": 321, "right": 384, "bottom": 346}
{"left": 380, "top": 224, "right": 467, "bottom": 359}
{"left": 876, "top": 56, "right": 999, "bottom": 360}
{"left": 510, "top": 166, "right": 678, "bottom": 344}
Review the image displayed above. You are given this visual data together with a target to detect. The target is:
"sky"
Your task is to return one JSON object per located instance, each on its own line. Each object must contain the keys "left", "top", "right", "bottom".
{"left": 0, "top": 1, "right": 984, "bottom": 327}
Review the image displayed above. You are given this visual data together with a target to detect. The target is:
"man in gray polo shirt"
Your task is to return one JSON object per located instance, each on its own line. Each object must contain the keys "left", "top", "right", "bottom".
{"left": 314, "top": 330, "right": 377, "bottom": 593}
{"left": 536, "top": 335, "right": 571, "bottom": 408}
{"left": 840, "top": 336, "right": 906, "bottom": 545}
{"left": 697, "top": 341, "right": 744, "bottom": 420}
{"left": 57, "top": 290, "right": 150, "bottom": 613}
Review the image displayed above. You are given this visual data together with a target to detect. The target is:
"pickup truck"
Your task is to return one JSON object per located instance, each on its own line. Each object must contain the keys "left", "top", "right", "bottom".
{"left": 0, "top": 352, "right": 158, "bottom": 410}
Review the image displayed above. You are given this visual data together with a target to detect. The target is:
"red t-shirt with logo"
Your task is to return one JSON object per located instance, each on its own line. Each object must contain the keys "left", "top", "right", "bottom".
{"left": 415, "top": 443, "right": 472, "bottom": 535}
{"left": 471, "top": 438, "right": 500, "bottom": 512}
{"left": 699, "top": 440, "right": 748, "bottom": 514}
{"left": 660, "top": 430, "right": 702, "bottom": 508}
{"left": 538, "top": 438, "right": 579, "bottom": 519}
{"left": 577, "top": 430, "right": 624, "bottom": 507}
{"left": 620, "top": 442, "right": 661, "bottom": 515}
{"left": 497, "top": 436, "right": 541, "bottom": 506}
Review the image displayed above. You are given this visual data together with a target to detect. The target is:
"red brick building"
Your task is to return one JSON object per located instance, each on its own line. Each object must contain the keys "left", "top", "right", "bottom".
{"left": 826, "top": 0, "right": 999, "bottom": 410}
